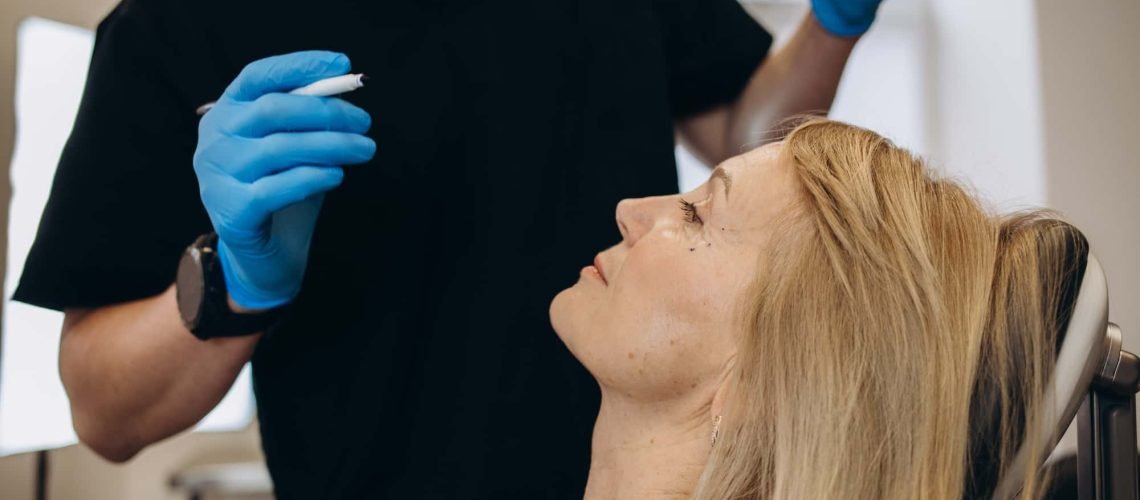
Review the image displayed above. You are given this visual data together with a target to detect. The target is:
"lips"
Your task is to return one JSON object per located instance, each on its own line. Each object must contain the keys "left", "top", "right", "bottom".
{"left": 593, "top": 255, "right": 608, "bottom": 285}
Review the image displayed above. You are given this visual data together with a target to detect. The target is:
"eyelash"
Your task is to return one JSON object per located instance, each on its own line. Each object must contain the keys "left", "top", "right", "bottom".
{"left": 679, "top": 199, "right": 703, "bottom": 225}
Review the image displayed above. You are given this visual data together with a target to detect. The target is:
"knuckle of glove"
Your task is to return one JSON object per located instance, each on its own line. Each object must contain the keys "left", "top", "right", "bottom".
{"left": 245, "top": 180, "right": 274, "bottom": 215}
{"left": 252, "top": 93, "right": 288, "bottom": 121}
{"left": 255, "top": 135, "right": 288, "bottom": 166}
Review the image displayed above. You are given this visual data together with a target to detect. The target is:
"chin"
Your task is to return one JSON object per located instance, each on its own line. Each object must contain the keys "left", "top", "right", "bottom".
{"left": 549, "top": 286, "right": 575, "bottom": 338}
{"left": 549, "top": 282, "right": 592, "bottom": 354}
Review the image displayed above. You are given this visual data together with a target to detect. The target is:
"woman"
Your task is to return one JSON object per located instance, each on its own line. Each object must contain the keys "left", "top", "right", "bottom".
{"left": 550, "top": 119, "right": 1087, "bottom": 499}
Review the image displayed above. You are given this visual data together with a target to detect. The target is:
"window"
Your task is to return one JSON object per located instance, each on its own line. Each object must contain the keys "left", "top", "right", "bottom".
{"left": 0, "top": 17, "right": 253, "bottom": 457}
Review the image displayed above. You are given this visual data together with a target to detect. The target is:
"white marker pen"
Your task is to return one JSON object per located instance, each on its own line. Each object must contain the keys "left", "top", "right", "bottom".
{"left": 195, "top": 73, "right": 368, "bottom": 116}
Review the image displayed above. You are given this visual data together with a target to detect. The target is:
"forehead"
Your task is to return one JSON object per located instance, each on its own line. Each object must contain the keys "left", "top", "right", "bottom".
{"left": 723, "top": 141, "right": 783, "bottom": 171}
{"left": 714, "top": 142, "right": 798, "bottom": 230}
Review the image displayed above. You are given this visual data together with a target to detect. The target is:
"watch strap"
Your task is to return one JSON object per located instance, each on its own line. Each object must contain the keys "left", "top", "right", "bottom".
{"left": 186, "top": 233, "right": 284, "bottom": 339}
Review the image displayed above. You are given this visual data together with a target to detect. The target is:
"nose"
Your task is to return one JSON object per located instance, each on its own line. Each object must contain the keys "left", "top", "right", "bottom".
{"left": 615, "top": 196, "right": 660, "bottom": 244}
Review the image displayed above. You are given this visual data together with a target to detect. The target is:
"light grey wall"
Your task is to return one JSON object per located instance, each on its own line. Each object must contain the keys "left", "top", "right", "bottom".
{"left": 1036, "top": 0, "right": 1140, "bottom": 448}
{"left": 1037, "top": 0, "right": 1140, "bottom": 361}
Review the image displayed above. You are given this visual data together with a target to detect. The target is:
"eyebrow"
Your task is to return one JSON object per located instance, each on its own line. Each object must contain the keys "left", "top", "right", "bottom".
{"left": 711, "top": 167, "right": 732, "bottom": 199}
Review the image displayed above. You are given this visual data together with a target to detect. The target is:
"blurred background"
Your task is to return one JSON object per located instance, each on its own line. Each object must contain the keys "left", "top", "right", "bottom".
{"left": 0, "top": 0, "right": 1135, "bottom": 498}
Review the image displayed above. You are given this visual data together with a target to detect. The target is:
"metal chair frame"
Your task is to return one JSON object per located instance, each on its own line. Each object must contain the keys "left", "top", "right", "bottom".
{"left": 994, "top": 255, "right": 1139, "bottom": 500}
{"left": 1076, "top": 321, "right": 1140, "bottom": 500}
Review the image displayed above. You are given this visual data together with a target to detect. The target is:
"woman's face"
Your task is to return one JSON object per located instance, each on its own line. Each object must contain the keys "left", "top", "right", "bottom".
{"left": 550, "top": 143, "right": 801, "bottom": 402}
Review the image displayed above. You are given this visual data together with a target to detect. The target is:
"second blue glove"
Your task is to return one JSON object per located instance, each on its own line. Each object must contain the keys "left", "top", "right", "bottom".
{"left": 812, "top": 0, "right": 884, "bottom": 37}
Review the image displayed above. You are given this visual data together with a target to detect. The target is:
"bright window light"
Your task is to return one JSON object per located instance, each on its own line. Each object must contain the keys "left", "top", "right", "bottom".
{"left": 0, "top": 17, "right": 253, "bottom": 457}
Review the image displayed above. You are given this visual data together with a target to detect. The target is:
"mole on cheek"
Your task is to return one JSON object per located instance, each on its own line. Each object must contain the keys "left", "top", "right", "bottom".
{"left": 627, "top": 352, "right": 635, "bottom": 359}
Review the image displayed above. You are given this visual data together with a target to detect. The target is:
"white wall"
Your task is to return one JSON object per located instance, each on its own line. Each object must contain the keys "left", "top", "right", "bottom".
{"left": 922, "top": 0, "right": 1046, "bottom": 210}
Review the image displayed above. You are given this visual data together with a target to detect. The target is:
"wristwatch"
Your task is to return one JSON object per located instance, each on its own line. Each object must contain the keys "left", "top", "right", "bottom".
{"left": 176, "top": 233, "right": 283, "bottom": 340}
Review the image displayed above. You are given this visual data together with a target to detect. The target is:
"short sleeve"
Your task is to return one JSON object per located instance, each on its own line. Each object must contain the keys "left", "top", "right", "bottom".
{"left": 11, "top": 0, "right": 226, "bottom": 311}
{"left": 653, "top": 0, "right": 774, "bottom": 118}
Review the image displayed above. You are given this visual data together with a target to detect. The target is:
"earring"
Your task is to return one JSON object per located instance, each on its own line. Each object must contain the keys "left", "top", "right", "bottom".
{"left": 711, "top": 415, "right": 722, "bottom": 446}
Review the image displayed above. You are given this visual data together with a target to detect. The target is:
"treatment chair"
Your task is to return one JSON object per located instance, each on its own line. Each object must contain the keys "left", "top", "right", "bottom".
{"left": 993, "top": 255, "right": 1140, "bottom": 500}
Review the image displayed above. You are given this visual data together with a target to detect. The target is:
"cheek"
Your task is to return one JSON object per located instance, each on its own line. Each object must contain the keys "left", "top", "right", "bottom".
{"left": 613, "top": 240, "right": 722, "bottom": 331}
{"left": 549, "top": 233, "right": 751, "bottom": 401}
{"left": 587, "top": 242, "right": 735, "bottom": 398}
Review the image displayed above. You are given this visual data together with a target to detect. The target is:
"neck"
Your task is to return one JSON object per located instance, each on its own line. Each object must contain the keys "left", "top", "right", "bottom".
{"left": 583, "top": 392, "right": 714, "bottom": 500}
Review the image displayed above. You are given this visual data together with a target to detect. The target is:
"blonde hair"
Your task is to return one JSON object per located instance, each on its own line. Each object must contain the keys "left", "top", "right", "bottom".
{"left": 692, "top": 120, "right": 1088, "bottom": 500}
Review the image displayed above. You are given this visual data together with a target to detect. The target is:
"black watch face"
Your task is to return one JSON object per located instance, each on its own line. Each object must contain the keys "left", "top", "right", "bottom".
{"left": 176, "top": 248, "right": 205, "bottom": 329}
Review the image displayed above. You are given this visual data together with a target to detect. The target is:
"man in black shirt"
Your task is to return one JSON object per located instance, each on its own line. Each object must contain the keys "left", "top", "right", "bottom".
{"left": 15, "top": 0, "right": 882, "bottom": 497}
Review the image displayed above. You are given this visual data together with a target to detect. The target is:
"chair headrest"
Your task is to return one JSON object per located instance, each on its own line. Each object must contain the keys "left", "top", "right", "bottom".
{"left": 991, "top": 254, "right": 1109, "bottom": 499}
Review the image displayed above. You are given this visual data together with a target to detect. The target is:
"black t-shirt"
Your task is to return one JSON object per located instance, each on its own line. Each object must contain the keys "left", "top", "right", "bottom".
{"left": 14, "top": 0, "right": 771, "bottom": 497}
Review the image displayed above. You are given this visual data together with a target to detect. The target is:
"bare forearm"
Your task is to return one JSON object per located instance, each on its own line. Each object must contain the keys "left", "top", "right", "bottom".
{"left": 61, "top": 284, "right": 259, "bottom": 461}
{"left": 679, "top": 14, "right": 859, "bottom": 165}
{"left": 728, "top": 14, "right": 857, "bottom": 147}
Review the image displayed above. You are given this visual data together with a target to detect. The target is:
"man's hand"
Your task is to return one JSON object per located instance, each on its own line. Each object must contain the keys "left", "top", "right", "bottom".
{"left": 194, "top": 51, "right": 376, "bottom": 310}
{"left": 812, "top": 0, "right": 885, "bottom": 38}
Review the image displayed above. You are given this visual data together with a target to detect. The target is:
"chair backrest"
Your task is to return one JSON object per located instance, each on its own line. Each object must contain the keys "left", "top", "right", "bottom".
{"left": 991, "top": 254, "right": 1110, "bottom": 499}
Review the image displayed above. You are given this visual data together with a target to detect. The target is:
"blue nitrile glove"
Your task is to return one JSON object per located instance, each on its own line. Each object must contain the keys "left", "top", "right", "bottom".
{"left": 193, "top": 51, "right": 376, "bottom": 310}
{"left": 812, "top": 0, "right": 884, "bottom": 37}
